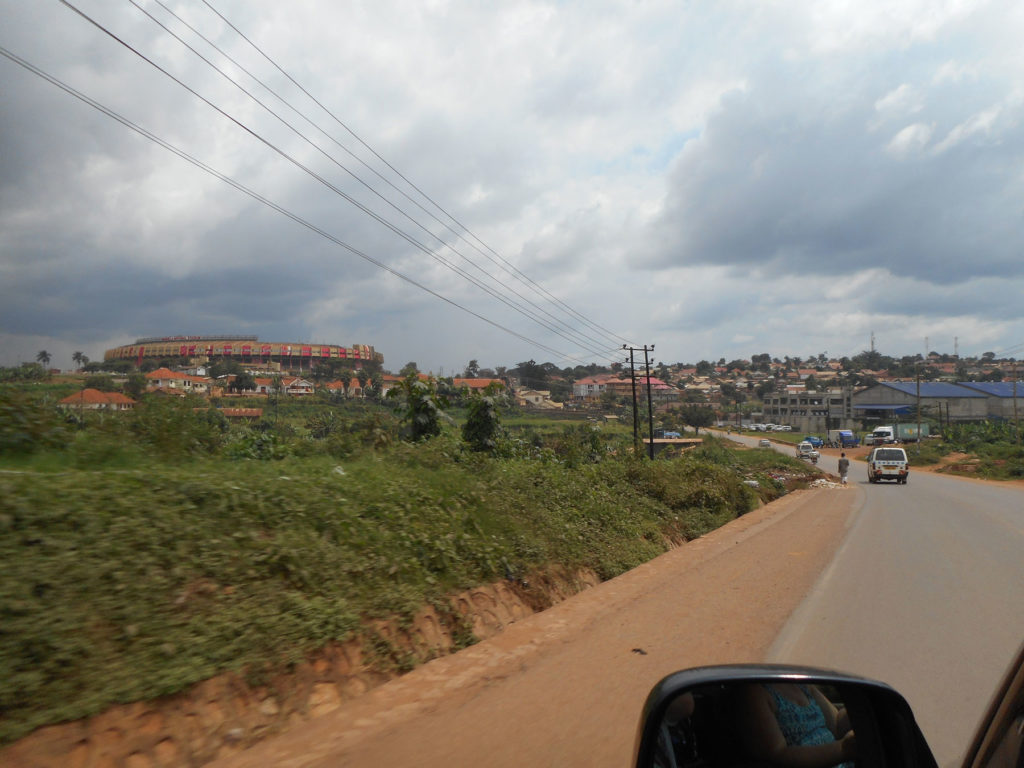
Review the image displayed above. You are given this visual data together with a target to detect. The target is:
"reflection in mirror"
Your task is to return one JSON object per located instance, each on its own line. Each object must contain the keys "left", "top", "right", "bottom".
{"left": 651, "top": 681, "right": 858, "bottom": 768}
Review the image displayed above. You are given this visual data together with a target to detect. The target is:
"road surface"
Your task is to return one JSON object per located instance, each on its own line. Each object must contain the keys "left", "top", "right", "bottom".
{"left": 217, "top": 438, "right": 1024, "bottom": 768}
{"left": 726, "top": 431, "right": 1024, "bottom": 766}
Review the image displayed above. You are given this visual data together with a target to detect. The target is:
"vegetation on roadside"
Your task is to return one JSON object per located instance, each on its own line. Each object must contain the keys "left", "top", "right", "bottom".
{"left": 0, "top": 381, "right": 822, "bottom": 744}
{"left": 930, "top": 421, "right": 1024, "bottom": 479}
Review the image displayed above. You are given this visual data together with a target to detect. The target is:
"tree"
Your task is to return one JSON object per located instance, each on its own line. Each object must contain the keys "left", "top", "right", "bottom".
{"left": 695, "top": 360, "right": 714, "bottom": 376}
{"left": 123, "top": 372, "right": 148, "bottom": 399}
{"left": 230, "top": 371, "right": 256, "bottom": 393}
{"left": 72, "top": 351, "right": 84, "bottom": 369}
{"left": 83, "top": 374, "right": 115, "bottom": 392}
{"left": 365, "top": 371, "right": 385, "bottom": 402}
{"left": 755, "top": 379, "right": 777, "bottom": 400}
{"left": 462, "top": 393, "right": 502, "bottom": 452}
{"left": 514, "top": 360, "right": 548, "bottom": 389}
{"left": 389, "top": 373, "right": 446, "bottom": 441}
{"left": 208, "top": 359, "right": 243, "bottom": 380}
{"left": 399, "top": 361, "right": 420, "bottom": 377}
{"left": 463, "top": 359, "right": 481, "bottom": 378}
{"left": 680, "top": 404, "right": 715, "bottom": 434}
{"left": 36, "top": 350, "right": 51, "bottom": 368}
{"left": 333, "top": 366, "right": 354, "bottom": 396}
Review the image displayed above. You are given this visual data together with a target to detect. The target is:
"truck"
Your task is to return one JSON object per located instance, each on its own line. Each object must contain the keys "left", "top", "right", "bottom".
{"left": 895, "top": 423, "right": 930, "bottom": 443}
{"left": 866, "top": 425, "right": 896, "bottom": 445}
{"left": 827, "top": 429, "right": 859, "bottom": 448}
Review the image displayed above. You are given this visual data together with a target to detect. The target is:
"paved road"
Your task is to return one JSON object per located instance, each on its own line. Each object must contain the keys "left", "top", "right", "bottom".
{"left": 724, "top": 431, "right": 1024, "bottom": 767}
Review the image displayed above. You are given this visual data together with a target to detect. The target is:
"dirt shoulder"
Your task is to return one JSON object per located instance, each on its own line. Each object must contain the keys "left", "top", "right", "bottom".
{"left": 214, "top": 486, "right": 859, "bottom": 768}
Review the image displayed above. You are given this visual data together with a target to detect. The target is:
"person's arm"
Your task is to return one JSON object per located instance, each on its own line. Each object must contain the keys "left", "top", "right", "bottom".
{"left": 737, "top": 686, "right": 856, "bottom": 768}
{"left": 808, "top": 687, "right": 850, "bottom": 736}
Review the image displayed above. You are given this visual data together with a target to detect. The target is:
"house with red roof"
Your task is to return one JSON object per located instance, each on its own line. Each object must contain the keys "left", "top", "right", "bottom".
{"left": 59, "top": 389, "right": 136, "bottom": 411}
{"left": 145, "top": 367, "right": 211, "bottom": 394}
{"left": 452, "top": 377, "right": 504, "bottom": 392}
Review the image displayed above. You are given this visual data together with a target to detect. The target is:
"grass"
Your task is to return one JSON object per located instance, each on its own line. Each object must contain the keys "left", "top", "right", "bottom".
{"left": 0, "top": 428, "right": 820, "bottom": 744}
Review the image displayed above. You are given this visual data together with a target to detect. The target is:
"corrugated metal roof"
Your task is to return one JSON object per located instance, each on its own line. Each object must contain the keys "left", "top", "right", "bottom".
{"left": 955, "top": 381, "right": 1024, "bottom": 398}
{"left": 880, "top": 382, "right": 986, "bottom": 398}
{"left": 853, "top": 404, "right": 913, "bottom": 412}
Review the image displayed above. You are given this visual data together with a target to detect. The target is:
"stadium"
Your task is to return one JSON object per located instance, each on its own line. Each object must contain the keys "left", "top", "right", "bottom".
{"left": 104, "top": 335, "right": 382, "bottom": 371}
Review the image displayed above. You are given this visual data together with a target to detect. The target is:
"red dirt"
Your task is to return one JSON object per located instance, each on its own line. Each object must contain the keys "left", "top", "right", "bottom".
{"left": 214, "top": 488, "right": 857, "bottom": 768}
{"left": 2, "top": 487, "right": 859, "bottom": 768}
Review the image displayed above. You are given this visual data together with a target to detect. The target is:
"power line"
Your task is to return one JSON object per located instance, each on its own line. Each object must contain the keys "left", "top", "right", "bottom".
{"left": 132, "top": 0, "right": 619, "bottom": 357}
{"left": 0, "top": 44, "right": 588, "bottom": 363}
{"left": 55, "top": 0, "right": 616, "bottom": 360}
{"left": 199, "top": 0, "right": 634, "bottom": 349}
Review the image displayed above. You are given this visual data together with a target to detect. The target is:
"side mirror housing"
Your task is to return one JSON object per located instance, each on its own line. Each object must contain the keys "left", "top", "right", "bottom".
{"left": 634, "top": 665, "right": 938, "bottom": 768}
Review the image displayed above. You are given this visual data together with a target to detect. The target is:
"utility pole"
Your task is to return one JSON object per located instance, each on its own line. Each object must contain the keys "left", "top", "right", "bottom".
{"left": 625, "top": 346, "right": 639, "bottom": 455}
{"left": 624, "top": 344, "right": 656, "bottom": 458}
{"left": 1014, "top": 362, "right": 1020, "bottom": 446}
{"left": 643, "top": 345, "right": 655, "bottom": 459}
{"left": 916, "top": 362, "right": 922, "bottom": 456}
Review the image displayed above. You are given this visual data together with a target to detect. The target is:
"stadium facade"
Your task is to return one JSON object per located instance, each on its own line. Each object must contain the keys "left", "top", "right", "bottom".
{"left": 104, "top": 335, "right": 382, "bottom": 370}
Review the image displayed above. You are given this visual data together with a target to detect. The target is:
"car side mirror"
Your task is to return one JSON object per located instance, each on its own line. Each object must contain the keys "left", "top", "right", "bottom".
{"left": 634, "top": 665, "right": 938, "bottom": 768}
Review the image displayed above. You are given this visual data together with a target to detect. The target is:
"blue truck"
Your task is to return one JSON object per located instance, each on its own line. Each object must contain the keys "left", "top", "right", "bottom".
{"left": 827, "top": 429, "right": 860, "bottom": 448}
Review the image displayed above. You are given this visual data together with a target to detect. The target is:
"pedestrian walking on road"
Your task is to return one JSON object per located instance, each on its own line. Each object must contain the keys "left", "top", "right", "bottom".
{"left": 838, "top": 453, "right": 850, "bottom": 485}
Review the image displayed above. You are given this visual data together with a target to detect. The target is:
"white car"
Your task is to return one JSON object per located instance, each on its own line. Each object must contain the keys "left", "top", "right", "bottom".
{"left": 867, "top": 446, "right": 909, "bottom": 484}
{"left": 796, "top": 441, "right": 819, "bottom": 462}
{"left": 758, "top": 438, "right": 771, "bottom": 448}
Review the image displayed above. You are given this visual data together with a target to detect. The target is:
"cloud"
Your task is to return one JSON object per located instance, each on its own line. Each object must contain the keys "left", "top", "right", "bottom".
{"left": 885, "top": 123, "right": 933, "bottom": 156}
{"left": 875, "top": 84, "right": 924, "bottom": 117}
{"left": 2, "top": 0, "right": 1023, "bottom": 371}
{"left": 932, "top": 105, "right": 1002, "bottom": 153}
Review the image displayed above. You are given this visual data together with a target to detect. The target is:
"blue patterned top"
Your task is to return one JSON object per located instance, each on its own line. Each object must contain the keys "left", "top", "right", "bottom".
{"left": 764, "top": 685, "right": 851, "bottom": 768}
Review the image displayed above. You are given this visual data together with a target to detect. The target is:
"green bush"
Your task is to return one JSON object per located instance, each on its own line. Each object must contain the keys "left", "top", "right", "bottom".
{"left": 129, "top": 398, "right": 226, "bottom": 460}
{"left": 461, "top": 395, "right": 502, "bottom": 452}
{"left": 0, "top": 391, "right": 71, "bottom": 456}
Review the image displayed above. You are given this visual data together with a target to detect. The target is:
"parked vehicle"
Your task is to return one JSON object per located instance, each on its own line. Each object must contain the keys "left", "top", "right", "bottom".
{"left": 758, "top": 438, "right": 771, "bottom": 448}
{"left": 796, "top": 441, "right": 819, "bottom": 463}
{"left": 827, "top": 429, "right": 859, "bottom": 448}
{"left": 867, "top": 446, "right": 909, "bottom": 483}
{"left": 868, "top": 425, "right": 897, "bottom": 444}
{"left": 633, "top": 641, "right": 1024, "bottom": 768}
{"left": 801, "top": 435, "right": 824, "bottom": 448}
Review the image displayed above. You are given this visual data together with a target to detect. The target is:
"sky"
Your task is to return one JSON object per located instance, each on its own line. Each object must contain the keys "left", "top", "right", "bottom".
{"left": 2, "top": 0, "right": 1023, "bottom": 375}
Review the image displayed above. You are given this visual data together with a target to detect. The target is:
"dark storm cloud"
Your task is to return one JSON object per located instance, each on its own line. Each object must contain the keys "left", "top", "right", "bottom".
{"left": 647, "top": 66, "right": 1024, "bottom": 286}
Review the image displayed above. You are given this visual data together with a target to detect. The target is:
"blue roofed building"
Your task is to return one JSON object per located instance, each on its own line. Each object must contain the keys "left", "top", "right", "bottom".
{"left": 852, "top": 382, "right": 989, "bottom": 423}
{"left": 954, "top": 381, "right": 1024, "bottom": 420}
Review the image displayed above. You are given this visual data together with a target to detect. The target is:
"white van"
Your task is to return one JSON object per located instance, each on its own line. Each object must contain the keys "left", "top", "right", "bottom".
{"left": 867, "top": 446, "right": 909, "bottom": 484}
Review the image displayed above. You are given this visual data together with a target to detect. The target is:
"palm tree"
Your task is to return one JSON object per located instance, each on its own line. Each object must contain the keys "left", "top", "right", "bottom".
{"left": 72, "top": 351, "right": 84, "bottom": 369}
{"left": 36, "top": 350, "right": 51, "bottom": 368}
